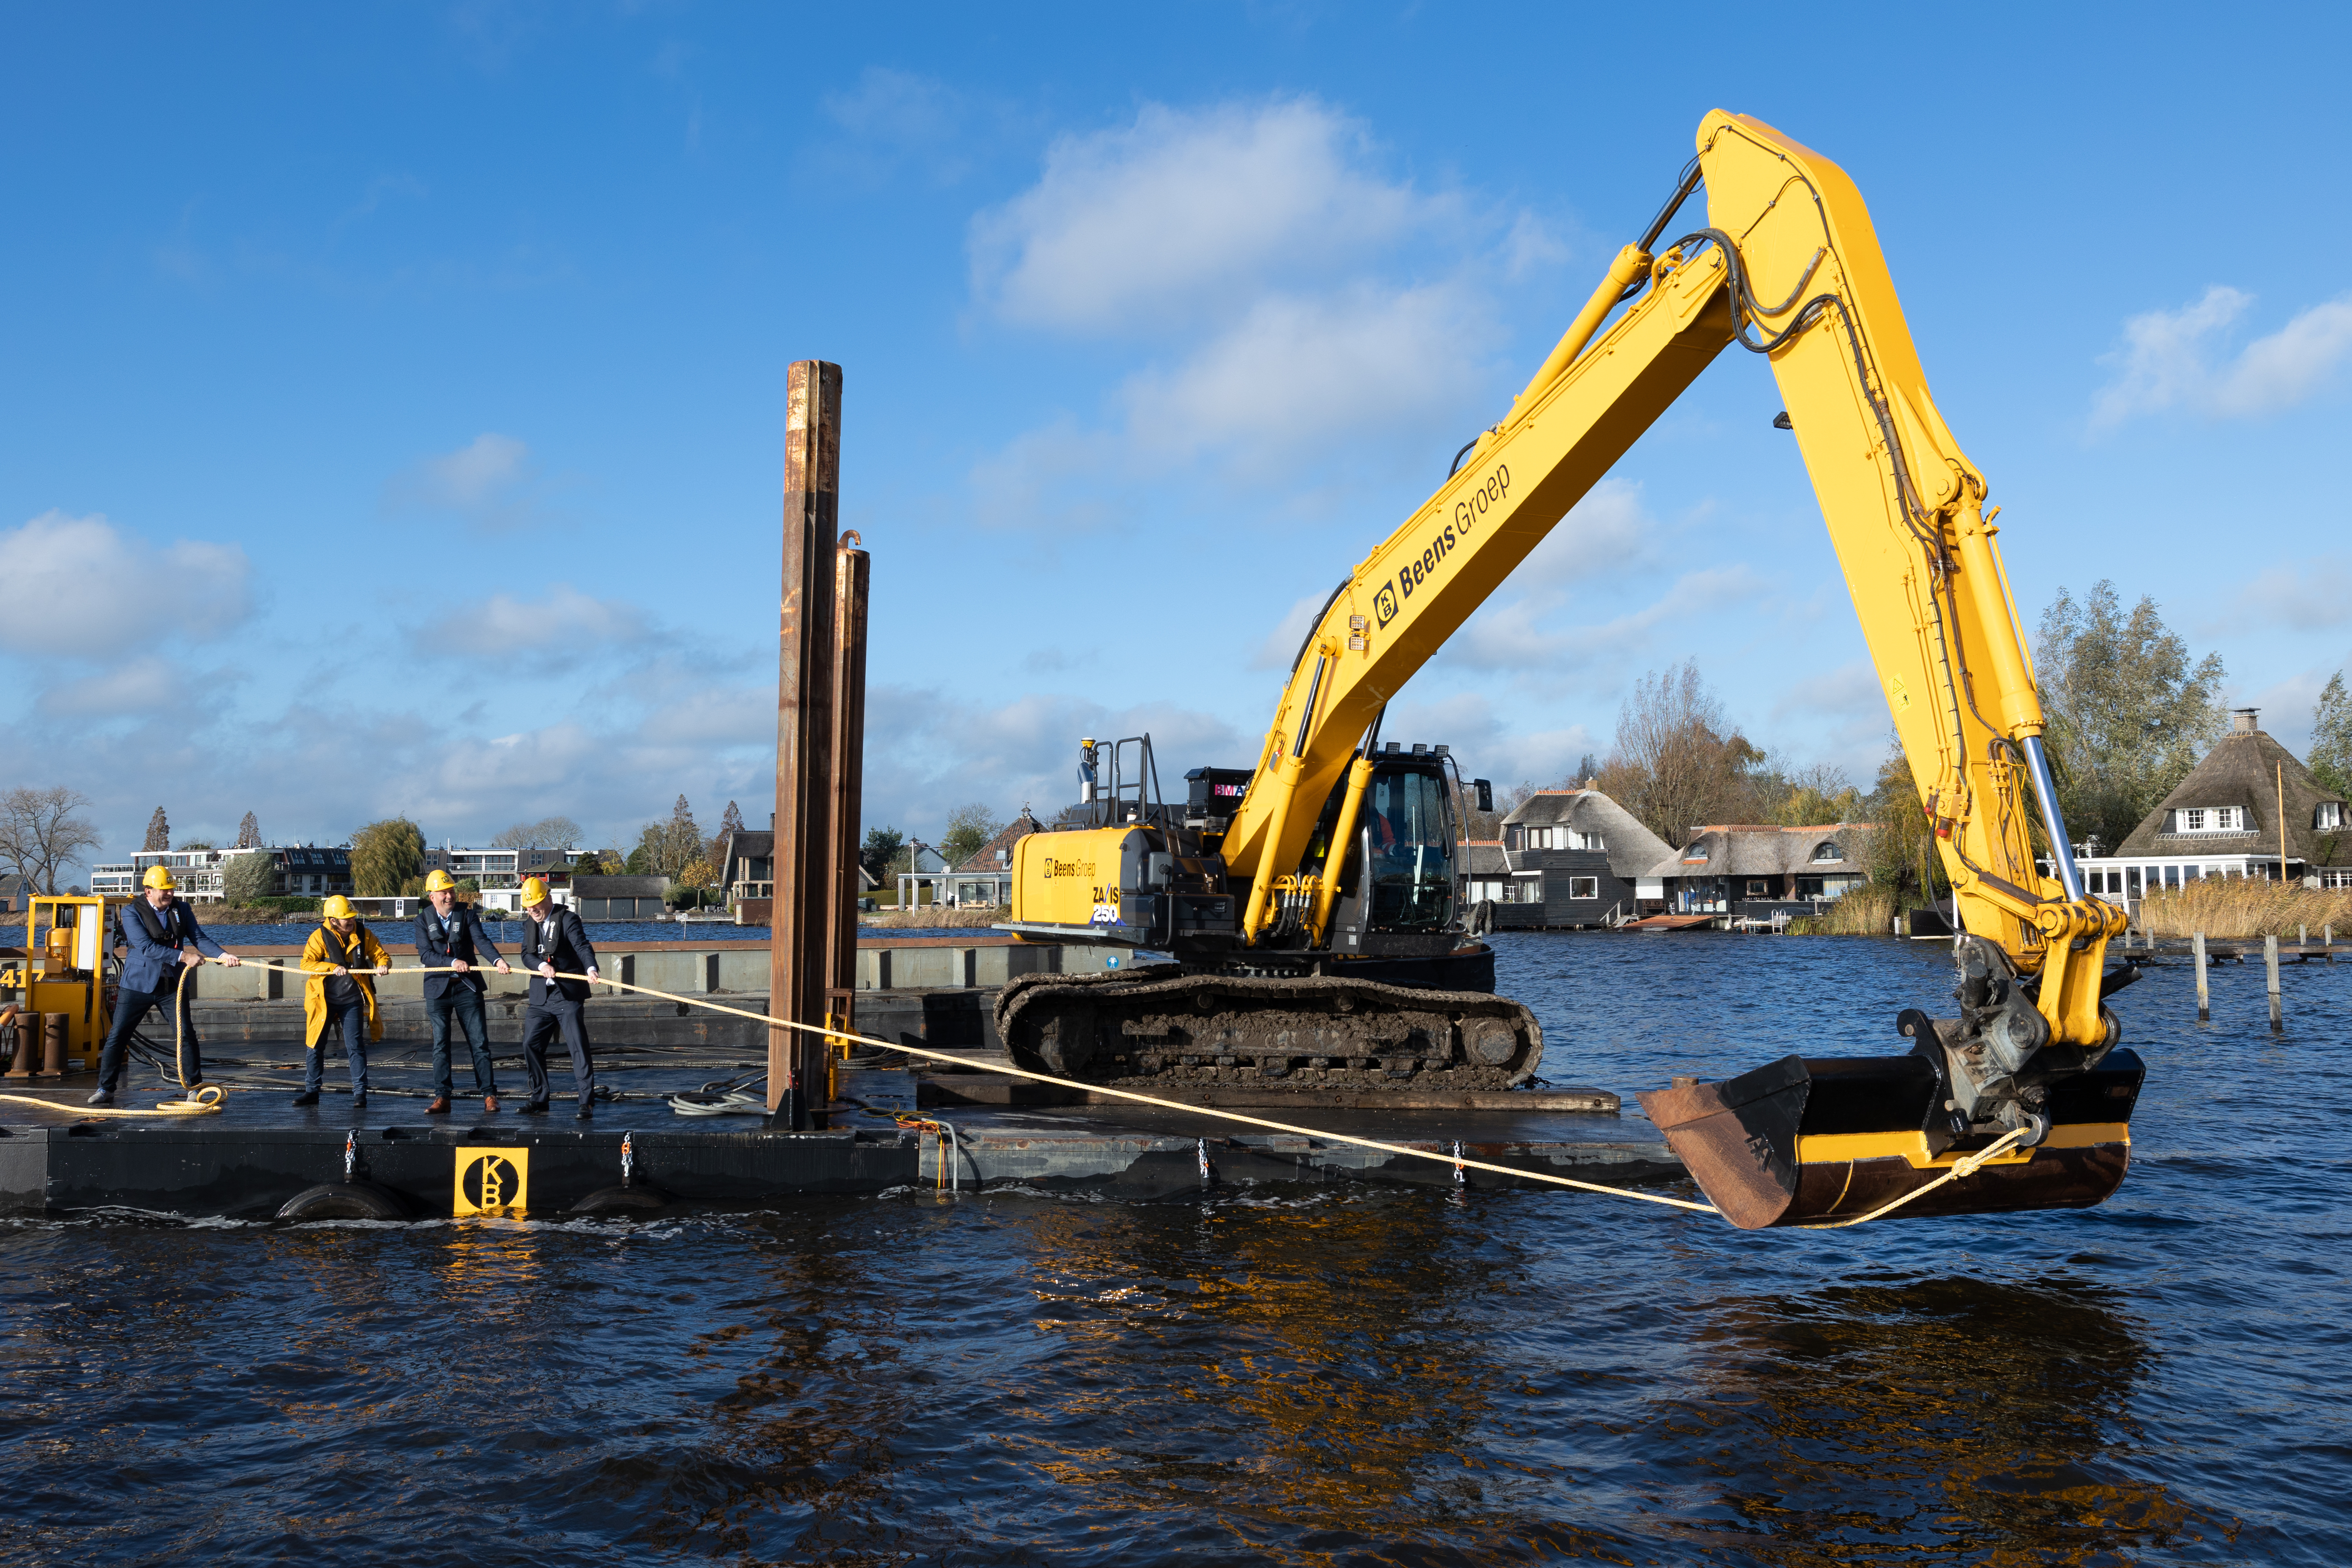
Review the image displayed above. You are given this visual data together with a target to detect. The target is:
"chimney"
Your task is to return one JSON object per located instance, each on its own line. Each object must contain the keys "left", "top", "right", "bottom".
{"left": 2232, "top": 708, "right": 2260, "bottom": 734}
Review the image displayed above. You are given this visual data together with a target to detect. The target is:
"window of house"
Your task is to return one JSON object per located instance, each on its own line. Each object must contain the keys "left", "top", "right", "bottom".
{"left": 2126, "top": 866, "right": 2142, "bottom": 894}
{"left": 1811, "top": 841, "right": 1840, "bottom": 862}
{"left": 2318, "top": 802, "right": 2345, "bottom": 830}
{"left": 1569, "top": 876, "right": 1599, "bottom": 899}
{"left": 1744, "top": 879, "right": 1769, "bottom": 897}
{"left": 2322, "top": 869, "right": 2352, "bottom": 889}
{"left": 2180, "top": 807, "right": 2244, "bottom": 833}
{"left": 1586, "top": 832, "right": 1605, "bottom": 851}
{"left": 1683, "top": 842, "right": 1706, "bottom": 860}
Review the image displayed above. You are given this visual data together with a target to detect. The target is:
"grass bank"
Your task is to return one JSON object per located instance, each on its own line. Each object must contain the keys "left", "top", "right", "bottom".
{"left": 2138, "top": 879, "right": 2352, "bottom": 940}
{"left": 1785, "top": 884, "right": 1897, "bottom": 936}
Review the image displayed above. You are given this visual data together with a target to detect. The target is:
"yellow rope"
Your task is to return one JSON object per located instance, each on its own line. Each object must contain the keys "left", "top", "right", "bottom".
{"left": 1, "top": 962, "right": 226, "bottom": 1117}
{"left": 10, "top": 951, "right": 2032, "bottom": 1228}
{"left": 228, "top": 958, "right": 1722, "bottom": 1215}
{"left": 1797, "top": 1124, "right": 2034, "bottom": 1229}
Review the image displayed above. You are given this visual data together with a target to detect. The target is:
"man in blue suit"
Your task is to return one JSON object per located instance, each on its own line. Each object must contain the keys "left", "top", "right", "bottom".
{"left": 412, "top": 868, "right": 512, "bottom": 1113}
{"left": 513, "top": 877, "right": 601, "bottom": 1118}
{"left": 90, "top": 864, "right": 242, "bottom": 1106}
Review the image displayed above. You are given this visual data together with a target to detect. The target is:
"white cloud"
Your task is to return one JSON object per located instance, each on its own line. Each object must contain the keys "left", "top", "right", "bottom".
{"left": 2092, "top": 286, "right": 2352, "bottom": 428}
{"left": 861, "top": 683, "right": 1248, "bottom": 833}
{"left": 418, "top": 584, "right": 651, "bottom": 652}
{"left": 970, "top": 98, "right": 1439, "bottom": 335}
{"left": 812, "top": 68, "right": 1007, "bottom": 186}
{"left": 1381, "top": 691, "right": 1596, "bottom": 792}
{"left": 1447, "top": 564, "right": 1763, "bottom": 672}
{"left": 385, "top": 433, "right": 538, "bottom": 527}
{"left": 37, "top": 656, "right": 186, "bottom": 717}
{"left": 1770, "top": 659, "right": 1880, "bottom": 721}
{"left": 1251, "top": 591, "right": 1332, "bottom": 672}
{"left": 0, "top": 511, "right": 252, "bottom": 647}
{"left": 1120, "top": 282, "right": 1492, "bottom": 474}
{"left": 2212, "top": 555, "right": 2352, "bottom": 632}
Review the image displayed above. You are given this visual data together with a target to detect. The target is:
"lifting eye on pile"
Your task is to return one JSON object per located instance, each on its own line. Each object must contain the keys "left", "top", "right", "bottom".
{"left": 1772, "top": 410, "right": 1793, "bottom": 430}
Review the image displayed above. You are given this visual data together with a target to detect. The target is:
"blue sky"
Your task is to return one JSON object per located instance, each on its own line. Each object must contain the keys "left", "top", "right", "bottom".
{"left": 5, "top": 3, "right": 2349, "bottom": 870}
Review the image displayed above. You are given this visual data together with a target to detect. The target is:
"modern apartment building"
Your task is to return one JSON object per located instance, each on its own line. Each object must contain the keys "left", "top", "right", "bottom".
{"left": 89, "top": 846, "right": 353, "bottom": 902}
{"left": 420, "top": 844, "right": 574, "bottom": 892}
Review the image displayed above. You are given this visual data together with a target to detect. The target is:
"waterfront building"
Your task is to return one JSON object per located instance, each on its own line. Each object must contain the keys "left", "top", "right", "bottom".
{"left": 1639, "top": 823, "right": 1878, "bottom": 923}
{"left": 420, "top": 843, "right": 573, "bottom": 893}
{"left": 2075, "top": 708, "right": 2352, "bottom": 909}
{"left": 0, "top": 873, "right": 28, "bottom": 913}
{"left": 571, "top": 875, "right": 668, "bottom": 921}
{"left": 96, "top": 845, "right": 351, "bottom": 903}
{"left": 893, "top": 841, "right": 953, "bottom": 908}
{"left": 945, "top": 811, "right": 1046, "bottom": 908}
{"left": 1462, "top": 790, "right": 1673, "bottom": 928}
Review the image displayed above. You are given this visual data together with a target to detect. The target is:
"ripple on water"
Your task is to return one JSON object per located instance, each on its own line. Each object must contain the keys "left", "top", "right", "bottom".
{"left": 0, "top": 931, "right": 2345, "bottom": 1563}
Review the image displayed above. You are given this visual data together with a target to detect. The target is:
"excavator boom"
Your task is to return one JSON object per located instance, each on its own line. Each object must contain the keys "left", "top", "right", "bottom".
{"left": 1007, "top": 112, "right": 2141, "bottom": 1224}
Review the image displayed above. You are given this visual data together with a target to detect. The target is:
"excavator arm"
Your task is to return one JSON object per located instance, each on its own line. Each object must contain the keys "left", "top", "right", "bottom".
{"left": 1216, "top": 111, "right": 2138, "bottom": 1224}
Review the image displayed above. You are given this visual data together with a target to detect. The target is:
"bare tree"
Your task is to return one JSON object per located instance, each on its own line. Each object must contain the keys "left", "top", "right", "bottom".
{"left": 0, "top": 787, "right": 102, "bottom": 895}
{"left": 236, "top": 811, "right": 262, "bottom": 848}
{"left": 143, "top": 806, "right": 169, "bottom": 852}
{"left": 491, "top": 816, "right": 586, "bottom": 850}
{"left": 1595, "top": 661, "right": 1767, "bottom": 845}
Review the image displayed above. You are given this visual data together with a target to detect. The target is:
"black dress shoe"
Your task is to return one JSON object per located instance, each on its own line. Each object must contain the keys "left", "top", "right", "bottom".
{"left": 519, "top": 1101, "right": 549, "bottom": 1116}
{"left": 574, "top": 1103, "right": 593, "bottom": 1120}
{"left": 291, "top": 1091, "right": 320, "bottom": 1107}
{"left": 86, "top": 1089, "right": 115, "bottom": 1107}
{"left": 350, "top": 1093, "right": 367, "bottom": 1111}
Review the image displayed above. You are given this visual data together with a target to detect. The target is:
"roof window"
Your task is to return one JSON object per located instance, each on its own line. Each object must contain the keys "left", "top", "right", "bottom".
{"left": 2319, "top": 802, "right": 2346, "bottom": 831}
{"left": 1811, "top": 841, "right": 1840, "bottom": 862}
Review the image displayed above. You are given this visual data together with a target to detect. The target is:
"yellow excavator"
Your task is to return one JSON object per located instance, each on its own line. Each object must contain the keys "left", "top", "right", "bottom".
{"left": 1000, "top": 110, "right": 2141, "bottom": 1228}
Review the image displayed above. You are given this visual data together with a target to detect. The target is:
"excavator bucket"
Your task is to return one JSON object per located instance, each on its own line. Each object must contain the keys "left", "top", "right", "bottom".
{"left": 1638, "top": 1044, "right": 2143, "bottom": 1230}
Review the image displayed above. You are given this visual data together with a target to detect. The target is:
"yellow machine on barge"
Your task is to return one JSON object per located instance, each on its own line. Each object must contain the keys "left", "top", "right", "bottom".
{"left": 997, "top": 110, "right": 2143, "bottom": 1227}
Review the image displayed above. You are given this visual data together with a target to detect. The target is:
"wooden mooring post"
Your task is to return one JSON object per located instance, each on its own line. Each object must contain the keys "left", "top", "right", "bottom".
{"left": 2193, "top": 931, "right": 2209, "bottom": 1022}
{"left": 772, "top": 360, "right": 845, "bottom": 1127}
{"left": 2265, "top": 933, "right": 2283, "bottom": 1034}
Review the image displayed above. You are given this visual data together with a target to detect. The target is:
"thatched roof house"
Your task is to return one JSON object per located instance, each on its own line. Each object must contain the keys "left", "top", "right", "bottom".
{"left": 1638, "top": 823, "right": 1878, "bottom": 915}
{"left": 2083, "top": 709, "right": 2350, "bottom": 900}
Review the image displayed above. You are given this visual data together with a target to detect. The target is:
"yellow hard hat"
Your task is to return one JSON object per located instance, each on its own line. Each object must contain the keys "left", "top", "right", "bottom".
{"left": 142, "top": 865, "right": 177, "bottom": 891}
{"left": 520, "top": 876, "right": 550, "bottom": 905}
{"left": 322, "top": 895, "right": 357, "bottom": 920}
{"left": 423, "top": 869, "right": 457, "bottom": 892}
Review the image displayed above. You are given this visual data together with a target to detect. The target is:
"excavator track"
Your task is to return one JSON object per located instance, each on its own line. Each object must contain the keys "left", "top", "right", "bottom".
{"left": 995, "top": 968, "right": 1544, "bottom": 1093}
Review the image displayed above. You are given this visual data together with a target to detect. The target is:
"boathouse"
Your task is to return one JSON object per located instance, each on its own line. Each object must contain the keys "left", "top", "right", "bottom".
{"left": 1639, "top": 823, "right": 1877, "bottom": 923}
{"left": 2077, "top": 708, "right": 2352, "bottom": 908}
{"left": 572, "top": 874, "right": 670, "bottom": 921}
{"left": 1462, "top": 789, "right": 1673, "bottom": 928}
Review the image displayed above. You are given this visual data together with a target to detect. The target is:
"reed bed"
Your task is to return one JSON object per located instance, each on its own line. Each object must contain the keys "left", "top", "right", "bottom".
{"left": 859, "top": 905, "right": 1008, "bottom": 929}
{"left": 2137, "top": 878, "right": 2352, "bottom": 940}
{"left": 1785, "top": 883, "right": 1897, "bottom": 936}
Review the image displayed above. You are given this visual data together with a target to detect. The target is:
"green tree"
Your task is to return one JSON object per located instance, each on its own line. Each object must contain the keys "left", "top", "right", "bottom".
{"left": 349, "top": 818, "right": 426, "bottom": 897}
{"left": 222, "top": 851, "right": 278, "bottom": 905}
{"left": 454, "top": 877, "right": 482, "bottom": 899}
{"left": 625, "top": 840, "right": 653, "bottom": 876}
{"left": 940, "top": 802, "right": 1004, "bottom": 867}
{"left": 2312, "top": 671, "right": 2352, "bottom": 798}
{"left": 860, "top": 826, "right": 905, "bottom": 883}
{"left": 175, "top": 839, "right": 215, "bottom": 851}
{"left": 1864, "top": 740, "right": 1935, "bottom": 901}
{"left": 2036, "top": 581, "right": 2227, "bottom": 855}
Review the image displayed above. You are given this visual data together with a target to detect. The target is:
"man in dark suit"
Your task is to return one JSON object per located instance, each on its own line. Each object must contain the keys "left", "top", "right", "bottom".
{"left": 90, "top": 864, "right": 242, "bottom": 1106}
{"left": 413, "top": 868, "right": 513, "bottom": 1114}
{"left": 514, "top": 877, "right": 601, "bottom": 1118}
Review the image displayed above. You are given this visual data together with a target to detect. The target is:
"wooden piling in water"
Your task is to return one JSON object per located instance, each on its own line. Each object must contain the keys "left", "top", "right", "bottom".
{"left": 2194, "top": 932, "right": 2210, "bottom": 1021}
{"left": 2265, "top": 933, "right": 2283, "bottom": 1034}
{"left": 772, "top": 360, "right": 845, "bottom": 1127}
{"left": 824, "top": 529, "right": 872, "bottom": 1067}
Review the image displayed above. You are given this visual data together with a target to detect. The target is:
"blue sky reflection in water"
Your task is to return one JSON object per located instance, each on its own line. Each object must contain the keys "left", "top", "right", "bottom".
{"left": 2, "top": 935, "right": 2345, "bottom": 1563}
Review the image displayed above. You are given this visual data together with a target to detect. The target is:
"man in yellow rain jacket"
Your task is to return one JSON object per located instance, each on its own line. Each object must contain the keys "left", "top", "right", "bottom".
{"left": 293, "top": 894, "right": 392, "bottom": 1110}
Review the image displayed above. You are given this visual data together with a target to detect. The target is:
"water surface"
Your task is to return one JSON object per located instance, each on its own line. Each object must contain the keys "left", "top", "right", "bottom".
{"left": 3, "top": 932, "right": 2343, "bottom": 1564}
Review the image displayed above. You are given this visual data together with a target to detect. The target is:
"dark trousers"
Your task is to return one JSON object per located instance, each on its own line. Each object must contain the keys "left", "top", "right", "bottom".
{"left": 306, "top": 1002, "right": 371, "bottom": 1094}
{"left": 428, "top": 987, "right": 499, "bottom": 1098}
{"left": 95, "top": 972, "right": 200, "bottom": 1093}
{"left": 519, "top": 994, "right": 596, "bottom": 1106}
